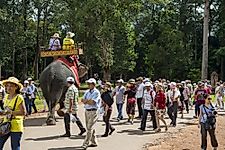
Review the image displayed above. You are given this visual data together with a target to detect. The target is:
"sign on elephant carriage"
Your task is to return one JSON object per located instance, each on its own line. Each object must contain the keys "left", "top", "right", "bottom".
{"left": 40, "top": 44, "right": 83, "bottom": 57}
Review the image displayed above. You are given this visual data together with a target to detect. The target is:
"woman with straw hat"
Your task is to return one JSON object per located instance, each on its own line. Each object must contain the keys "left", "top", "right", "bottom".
{"left": 124, "top": 79, "right": 137, "bottom": 124}
{"left": 48, "top": 32, "right": 61, "bottom": 51}
{"left": 63, "top": 32, "right": 75, "bottom": 50}
{"left": 0, "top": 77, "right": 26, "bottom": 150}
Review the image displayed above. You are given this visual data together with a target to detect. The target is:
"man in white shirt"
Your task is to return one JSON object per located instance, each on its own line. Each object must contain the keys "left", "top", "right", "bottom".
{"left": 139, "top": 82, "right": 156, "bottom": 131}
{"left": 113, "top": 79, "right": 125, "bottom": 121}
{"left": 167, "top": 82, "right": 181, "bottom": 127}
{"left": 136, "top": 77, "right": 145, "bottom": 118}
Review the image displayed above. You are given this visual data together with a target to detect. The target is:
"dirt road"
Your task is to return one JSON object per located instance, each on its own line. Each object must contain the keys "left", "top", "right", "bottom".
{"left": 2, "top": 105, "right": 210, "bottom": 150}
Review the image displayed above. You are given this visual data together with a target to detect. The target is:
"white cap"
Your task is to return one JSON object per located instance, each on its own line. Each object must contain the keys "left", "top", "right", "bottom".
{"left": 170, "top": 82, "right": 176, "bottom": 86}
{"left": 117, "top": 79, "right": 124, "bottom": 83}
{"left": 24, "top": 80, "right": 29, "bottom": 84}
{"left": 0, "top": 81, "right": 2, "bottom": 85}
{"left": 143, "top": 78, "right": 150, "bottom": 83}
{"left": 67, "top": 77, "right": 75, "bottom": 83}
{"left": 27, "top": 78, "right": 32, "bottom": 81}
{"left": 86, "top": 78, "right": 96, "bottom": 85}
{"left": 145, "top": 82, "right": 153, "bottom": 88}
{"left": 181, "top": 81, "right": 186, "bottom": 84}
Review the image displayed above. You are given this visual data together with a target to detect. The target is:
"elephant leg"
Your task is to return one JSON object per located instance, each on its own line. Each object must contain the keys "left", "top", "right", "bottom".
{"left": 46, "top": 106, "right": 56, "bottom": 125}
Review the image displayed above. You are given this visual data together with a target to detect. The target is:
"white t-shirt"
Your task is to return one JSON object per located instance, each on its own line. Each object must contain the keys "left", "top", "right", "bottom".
{"left": 167, "top": 88, "right": 181, "bottom": 103}
{"left": 136, "top": 83, "right": 145, "bottom": 99}
{"left": 142, "top": 90, "right": 156, "bottom": 110}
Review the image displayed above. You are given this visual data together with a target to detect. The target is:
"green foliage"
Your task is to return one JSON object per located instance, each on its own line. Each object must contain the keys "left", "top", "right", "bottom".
{"left": 187, "top": 68, "right": 201, "bottom": 83}
{"left": 0, "top": 0, "right": 225, "bottom": 81}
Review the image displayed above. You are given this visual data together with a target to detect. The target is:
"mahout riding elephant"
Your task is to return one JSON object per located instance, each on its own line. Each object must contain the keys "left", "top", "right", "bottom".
{"left": 39, "top": 59, "right": 88, "bottom": 125}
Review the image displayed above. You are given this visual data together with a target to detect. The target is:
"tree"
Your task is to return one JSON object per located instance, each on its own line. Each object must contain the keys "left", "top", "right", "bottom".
{"left": 201, "top": 0, "right": 209, "bottom": 80}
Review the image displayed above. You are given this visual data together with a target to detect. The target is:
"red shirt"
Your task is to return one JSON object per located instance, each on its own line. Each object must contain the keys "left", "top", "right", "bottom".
{"left": 155, "top": 91, "right": 166, "bottom": 109}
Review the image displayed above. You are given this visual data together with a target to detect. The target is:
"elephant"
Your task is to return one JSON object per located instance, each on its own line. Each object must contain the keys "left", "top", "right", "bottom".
{"left": 39, "top": 59, "right": 88, "bottom": 125}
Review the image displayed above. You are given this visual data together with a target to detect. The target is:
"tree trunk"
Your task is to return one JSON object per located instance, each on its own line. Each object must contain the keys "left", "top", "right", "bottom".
{"left": 22, "top": 0, "right": 28, "bottom": 79}
{"left": 201, "top": 0, "right": 209, "bottom": 80}
{"left": 34, "top": 6, "right": 41, "bottom": 80}
{"left": 221, "top": 57, "right": 224, "bottom": 80}
{"left": 12, "top": 0, "right": 16, "bottom": 76}
{"left": 103, "top": 66, "right": 111, "bottom": 81}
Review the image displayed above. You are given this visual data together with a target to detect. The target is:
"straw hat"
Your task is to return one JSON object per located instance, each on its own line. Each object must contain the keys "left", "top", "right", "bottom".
{"left": 2, "top": 77, "right": 23, "bottom": 90}
{"left": 51, "top": 33, "right": 60, "bottom": 38}
{"left": 105, "top": 82, "right": 112, "bottom": 86}
{"left": 66, "top": 32, "right": 75, "bottom": 38}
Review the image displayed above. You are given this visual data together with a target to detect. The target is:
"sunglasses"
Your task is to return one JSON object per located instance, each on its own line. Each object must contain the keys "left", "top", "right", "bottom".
{"left": 208, "top": 98, "right": 212, "bottom": 100}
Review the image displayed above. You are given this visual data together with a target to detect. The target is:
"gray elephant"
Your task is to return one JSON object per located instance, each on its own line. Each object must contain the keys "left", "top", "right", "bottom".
{"left": 39, "top": 60, "right": 88, "bottom": 125}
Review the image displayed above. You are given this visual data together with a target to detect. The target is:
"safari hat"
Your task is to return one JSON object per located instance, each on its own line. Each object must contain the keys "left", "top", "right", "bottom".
{"left": 128, "top": 79, "right": 135, "bottom": 84}
{"left": 2, "top": 77, "right": 23, "bottom": 90}
{"left": 66, "top": 32, "right": 75, "bottom": 38}
{"left": 51, "top": 33, "right": 60, "bottom": 38}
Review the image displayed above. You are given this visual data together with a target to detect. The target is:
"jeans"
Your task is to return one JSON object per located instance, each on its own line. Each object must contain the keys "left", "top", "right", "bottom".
{"left": 0, "top": 100, "right": 4, "bottom": 110}
{"left": 167, "top": 101, "right": 178, "bottom": 126}
{"left": 64, "top": 113, "right": 85, "bottom": 135}
{"left": 116, "top": 103, "right": 123, "bottom": 119}
{"left": 201, "top": 123, "right": 218, "bottom": 150}
{"left": 184, "top": 99, "right": 189, "bottom": 113}
{"left": 103, "top": 109, "right": 114, "bottom": 135}
{"left": 0, "top": 132, "right": 22, "bottom": 150}
{"left": 137, "top": 98, "right": 143, "bottom": 118}
{"left": 195, "top": 103, "right": 201, "bottom": 117}
{"left": 24, "top": 97, "right": 31, "bottom": 115}
{"left": 140, "top": 109, "right": 157, "bottom": 130}
{"left": 31, "top": 98, "right": 37, "bottom": 113}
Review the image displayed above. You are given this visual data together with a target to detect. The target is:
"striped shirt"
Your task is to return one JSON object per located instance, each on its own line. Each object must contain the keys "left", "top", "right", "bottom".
{"left": 64, "top": 84, "right": 79, "bottom": 112}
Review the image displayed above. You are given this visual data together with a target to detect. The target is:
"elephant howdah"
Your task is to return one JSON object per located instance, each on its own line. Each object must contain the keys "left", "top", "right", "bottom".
{"left": 39, "top": 57, "right": 88, "bottom": 125}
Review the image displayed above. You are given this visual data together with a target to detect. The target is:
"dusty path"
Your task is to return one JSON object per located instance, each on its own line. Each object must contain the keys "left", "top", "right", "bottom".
{"left": 3, "top": 104, "right": 199, "bottom": 150}
{"left": 148, "top": 111, "right": 225, "bottom": 150}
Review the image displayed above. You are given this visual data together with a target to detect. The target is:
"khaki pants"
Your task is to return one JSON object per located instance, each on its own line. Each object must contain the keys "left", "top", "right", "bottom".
{"left": 83, "top": 110, "right": 98, "bottom": 147}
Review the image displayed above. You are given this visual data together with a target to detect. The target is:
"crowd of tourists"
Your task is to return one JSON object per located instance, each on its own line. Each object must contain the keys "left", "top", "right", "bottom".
{"left": 0, "top": 76, "right": 223, "bottom": 150}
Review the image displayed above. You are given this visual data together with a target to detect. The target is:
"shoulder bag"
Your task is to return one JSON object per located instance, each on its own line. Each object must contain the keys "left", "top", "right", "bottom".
{"left": 0, "top": 96, "right": 18, "bottom": 136}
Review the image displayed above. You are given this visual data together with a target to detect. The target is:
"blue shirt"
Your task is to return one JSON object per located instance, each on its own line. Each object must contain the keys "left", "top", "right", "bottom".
{"left": 83, "top": 88, "right": 101, "bottom": 110}
{"left": 200, "top": 104, "right": 215, "bottom": 123}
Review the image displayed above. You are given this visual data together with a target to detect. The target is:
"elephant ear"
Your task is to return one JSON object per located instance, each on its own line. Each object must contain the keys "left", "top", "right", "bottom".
{"left": 78, "top": 63, "right": 88, "bottom": 78}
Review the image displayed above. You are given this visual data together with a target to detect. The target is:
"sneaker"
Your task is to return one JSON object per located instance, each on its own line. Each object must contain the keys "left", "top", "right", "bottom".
{"left": 101, "top": 134, "right": 108, "bottom": 137}
{"left": 81, "top": 145, "right": 87, "bottom": 150}
{"left": 60, "top": 133, "right": 71, "bottom": 137}
{"left": 138, "top": 127, "right": 145, "bottom": 131}
{"left": 155, "top": 128, "right": 161, "bottom": 133}
{"left": 88, "top": 144, "right": 98, "bottom": 147}
{"left": 109, "top": 128, "right": 115, "bottom": 135}
{"left": 78, "top": 129, "right": 86, "bottom": 136}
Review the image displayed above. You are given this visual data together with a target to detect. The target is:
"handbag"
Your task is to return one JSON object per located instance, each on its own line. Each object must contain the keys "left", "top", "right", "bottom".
{"left": 203, "top": 104, "right": 216, "bottom": 130}
{"left": 0, "top": 96, "right": 18, "bottom": 136}
{"left": 128, "top": 98, "right": 136, "bottom": 104}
